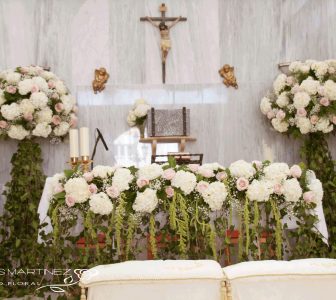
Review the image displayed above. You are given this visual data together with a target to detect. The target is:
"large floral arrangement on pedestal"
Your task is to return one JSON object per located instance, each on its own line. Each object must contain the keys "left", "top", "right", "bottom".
{"left": 0, "top": 65, "right": 77, "bottom": 141}
{"left": 260, "top": 60, "right": 336, "bottom": 136}
{"left": 48, "top": 160, "right": 326, "bottom": 266}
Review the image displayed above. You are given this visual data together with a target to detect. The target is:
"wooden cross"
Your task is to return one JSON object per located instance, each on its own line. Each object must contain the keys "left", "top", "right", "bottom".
{"left": 140, "top": 3, "right": 187, "bottom": 84}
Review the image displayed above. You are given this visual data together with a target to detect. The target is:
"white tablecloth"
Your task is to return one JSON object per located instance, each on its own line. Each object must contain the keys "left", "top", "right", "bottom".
{"left": 38, "top": 177, "right": 330, "bottom": 243}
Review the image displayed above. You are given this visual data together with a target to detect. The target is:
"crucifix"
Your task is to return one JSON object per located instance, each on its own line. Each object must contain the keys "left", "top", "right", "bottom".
{"left": 140, "top": 3, "right": 187, "bottom": 84}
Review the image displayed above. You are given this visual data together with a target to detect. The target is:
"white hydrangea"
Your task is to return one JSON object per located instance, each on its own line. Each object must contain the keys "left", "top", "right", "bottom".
{"left": 92, "top": 165, "right": 115, "bottom": 178}
{"left": 53, "top": 122, "right": 70, "bottom": 136}
{"left": 300, "top": 78, "right": 319, "bottom": 95}
{"left": 171, "top": 170, "right": 197, "bottom": 195}
{"left": 132, "top": 188, "right": 158, "bottom": 213}
{"left": 276, "top": 92, "right": 289, "bottom": 108}
{"left": 0, "top": 90, "right": 5, "bottom": 106}
{"left": 30, "top": 92, "right": 48, "bottom": 108}
{"left": 19, "top": 99, "right": 35, "bottom": 114}
{"left": 36, "top": 107, "right": 53, "bottom": 123}
{"left": 0, "top": 103, "right": 21, "bottom": 120}
{"left": 6, "top": 72, "right": 21, "bottom": 84}
{"left": 127, "top": 110, "right": 136, "bottom": 126}
{"left": 289, "top": 61, "right": 303, "bottom": 73}
{"left": 324, "top": 80, "right": 336, "bottom": 100}
{"left": 229, "top": 160, "right": 256, "bottom": 178}
{"left": 89, "top": 192, "right": 113, "bottom": 215}
{"left": 247, "top": 180, "right": 272, "bottom": 202}
{"left": 40, "top": 71, "right": 55, "bottom": 81}
{"left": 271, "top": 118, "right": 289, "bottom": 132}
{"left": 64, "top": 177, "right": 90, "bottom": 203}
{"left": 18, "top": 78, "right": 33, "bottom": 95}
{"left": 312, "top": 61, "right": 329, "bottom": 79}
{"left": 296, "top": 117, "right": 312, "bottom": 134}
{"left": 32, "top": 122, "right": 52, "bottom": 138}
{"left": 273, "top": 74, "right": 287, "bottom": 95}
{"left": 315, "top": 118, "right": 333, "bottom": 133}
{"left": 61, "top": 95, "right": 75, "bottom": 113}
{"left": 137, "top": 163, "right": 163, "bottom": 180}
{"left": 264, "top": 163, "right": 290, "bottom": 183}
{"left": 32, "top": 76, "right": 48, "bottom": 92}
{"left": 283, "top": 178, "right": 302, "bottom": 202}
{"left": 202, "top": 182, "right": 227, "bottom": 211}
{"left": 260, "top": 97, "right": 272, "bottom": 114}
{"left": 7, "top": 125, "right": 29, "bottom": 140}
{"left": 307, "top": 179, "right": 323, "bottom": 204}
{"left": 55, "top": 80, "right": 67, "bottom": 95}
{"left": 112, "top": 168, "right": 134, "bottom": 192}
{"left": 134, "top": 99, "right": 147, "bottom": 107}
{"left": 293, "top": 92, "right": 310, "bottom": 109}
{"left": 134, "top": 103, "right": 150, "bottom": 118}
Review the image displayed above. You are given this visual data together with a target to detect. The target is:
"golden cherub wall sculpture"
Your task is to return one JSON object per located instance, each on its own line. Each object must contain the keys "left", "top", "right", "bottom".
{"left": 92, "top": 67, "right": 109, "bottom": 94}
{"left": 219, "top": 64, "right": 238, "bottom": 89}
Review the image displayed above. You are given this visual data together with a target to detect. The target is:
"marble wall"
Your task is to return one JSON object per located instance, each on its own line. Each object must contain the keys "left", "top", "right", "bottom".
{"left": 0, "top": 0, "right": 336, "bottom": 184}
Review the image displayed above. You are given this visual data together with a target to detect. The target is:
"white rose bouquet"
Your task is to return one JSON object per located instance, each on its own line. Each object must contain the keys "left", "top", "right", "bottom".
{"left": 260, "top": 60, "right": 336, "bottom": 136}
{"left": 0, "top": 65, "right": 77, "bottom": 141}
{"left": 127, "top": 99, "right": 151, "bottom": 137}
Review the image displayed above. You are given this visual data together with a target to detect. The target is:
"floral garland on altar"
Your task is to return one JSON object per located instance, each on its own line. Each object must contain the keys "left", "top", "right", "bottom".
{"left": 0, "top": 65, "right": 77, "bottom": 141}
{"left": 47, "top": 159, "right": 327, "bottom": 265}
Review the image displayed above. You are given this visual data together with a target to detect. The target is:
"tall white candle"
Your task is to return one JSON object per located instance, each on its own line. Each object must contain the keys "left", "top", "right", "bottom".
{"left": 69, "top": 129, "right": 79, "bottom": 158}
{"left": 80, "top": 127, "right": 90, "bottom": 157}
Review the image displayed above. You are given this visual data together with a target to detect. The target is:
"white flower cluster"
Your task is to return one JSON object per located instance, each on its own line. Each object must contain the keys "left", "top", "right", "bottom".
{"left": 64, "top": 177, "right": 91, "bottom": 203}
{"left": 229, "top": 160, "right": 256, "bottom": 178}
{"left": 0, "top": 66, "right": 77, "bottom": 140}
{"left": 201, "top": 182, "right": 228, "bottom": 211}
{"left": 127, "top": 99, "right": 151, "bottom": 127}
{"left": 171, "top": 170, "right": 197, "bottom": 195}
{"left": 89, "top": 192, "right": 113, "bottom": 215}
{"left": 137, "top": 163, "right": 163, "bottom": 180}
{"left": 92, "top": 165, "right": 115, "bottom": 178}
{"left": 132, "top": 188, "right": 158, "bottom": 213}
{"left": 261, "top": 60, "right": 336, "bottom": 135}
{"left": 112, "top": 168, "right": 134, "bottom": 192}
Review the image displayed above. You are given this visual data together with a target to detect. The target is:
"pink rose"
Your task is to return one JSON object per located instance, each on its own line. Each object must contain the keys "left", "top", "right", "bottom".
{"left": 267, "top": 110, "right": 275, "bottom": 119}
{"left": 252, "top": 160, "right": 262, "bottom": 170}
{"left": 199, "top": 168, "right": 214, "bottom": 178}
{"left": 54, "top": 184, "right": 64, "bottom": 194}
{"left": 303, "top": 191, "right": 314, "bottom": 203}
{"left": 72, "top": 105, "right": 79, "bottom": 113}
{"left": 196, "top": 181, "right": 209, "bottom": 194}
{"left": 137, "top": 178, "right": 149, "bottom": 188}
{"left": 23, "top": 112, "right": 33, "bottom": 121}
{"left": 310, "top": 115, "right": 319, "bottom": 125}
{"left": 55, "top": 103, "right": 64, "bottom": 112}
{"left": 188, "top": 164, "right": 199, "bottom": 172}
{"left": 165, "top": 186, "right": 174, "bottom": 198}
{"left": 236, "top": 177, "right": 249, "bottom": 191}
{"left": 52, "top": 115, "right": 61, "bottom": 125}
{"left": 6, "top": 85, "right": 17, "bottom": 94}
{"left": 276, "top": 110, "right": 286, "bottom": 120}
{"left": 296, "top": 108, "right": 307, "bottom": 117}
{"left": 290, "top": 165, "right": 302, "bottom": 178}
{"left": 48, "top": 80, "right": 56, "bottom": 89}
{"left": 66, "top": 195, "right": 75, "bottom": 207}
{"left": 273, "top": 183, "right": 284, "bottom": 195}
{"left": 89, "top": 183, "right": 98, "bottom": 194}
{"left": 31, "top": 84, "right": 39, "bottom": 93}
{"left": 320, "top": 97, "right": 330, "bottom": 107}
{"left": 331, "top": 116, "right": 336, "bottom": 125}
{"left": 106, "top": 186, "right": 120, "bottom": 199}
{"left": 70, "top": 114, "right": 78, "bottom": 128}
{"left": 0, "top": 120, "right": 8, "bottom": 129}
{"left": 83, "top": 172, "right": 94, "bottom": 182}
{"left": 216, "top": 171, "right": 227, "bottom": 181}
{"left": 163, "top": 168, "right": 176, "bottom": 180}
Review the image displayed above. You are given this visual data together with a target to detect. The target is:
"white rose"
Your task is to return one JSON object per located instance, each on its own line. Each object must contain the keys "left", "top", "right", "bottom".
{"left": 30, "top": 92, "right": 48, "bottom": 108}
{"left": 137, "top": 163, "right": 163, "bottom": 180}
{"left": 0, "top": 103, "right": 21, "bottom": 120}
{"left": 7, "top": 125, "right": 29, "bottom": 140}
{"left": 293, "top": 92, "right": 310, "bottom": 109}
{"left": 296, "top": 117, "right": 312, "bottom": 134}
{"left": 171, "top": 170, "right": 197, "bottom": 195}
{"left": 283, "top": 178, "right": 302, "bottom": 202}
{"left": 133, "top": 188, "right": 158, "bottom": 213}
{"left": 53, "top": 122, "right": 70, "bottom": 136}
{"left": 229, "top": 160, "right": 256, "bottom": 178}
{"left": 271, "top": 118, "right": 289, "bottom": 133}
{"left": 64, "top": 177, "right": 90, "bottom": 203}
{"left": 18, "top": 79, "right": 33, "bottom": 95}
{"left": 89, "top": 192, "right": 113, "bottom": 215}
{"left": 260, "top": 97, "right": 272, "bottom": 115}
{"left": 32, "top": 122, "right": 52, "bottom": 138}
{"left": 247, "top": 180, "right": 272, "bottom": 202}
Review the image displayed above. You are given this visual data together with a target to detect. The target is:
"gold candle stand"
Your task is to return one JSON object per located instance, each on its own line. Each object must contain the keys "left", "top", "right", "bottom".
{"left": 68, "top": 156, "right": 93, "bottom": 173}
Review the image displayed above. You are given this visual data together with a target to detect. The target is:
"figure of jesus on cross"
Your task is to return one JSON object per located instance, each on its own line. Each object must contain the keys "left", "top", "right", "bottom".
{"left": 141, "top": 3, "right": 187, "bottom": 83}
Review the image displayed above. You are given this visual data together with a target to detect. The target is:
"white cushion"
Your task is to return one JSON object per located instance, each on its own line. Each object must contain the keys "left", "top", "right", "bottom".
{"left": 223, "top": 258, "right": 336, "bottom": 280}
{"left": 81, "top": 260, "right": 223, "bottom": 286}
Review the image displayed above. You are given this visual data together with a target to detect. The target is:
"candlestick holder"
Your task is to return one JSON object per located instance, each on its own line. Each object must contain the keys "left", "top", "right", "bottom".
{"left": 81, "top": 156, "right": 93, "bottom": 173}
{"left": 68, "top": 157, "right": 80, "bottom": 170}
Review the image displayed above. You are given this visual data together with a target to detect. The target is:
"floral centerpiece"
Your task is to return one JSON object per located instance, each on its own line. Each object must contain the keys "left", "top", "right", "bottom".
{"left": 260, "top": 60, "right": 336, "bottom": 253}
{"left": 48, "top": 160, "right": 325, "bottom": 265}
{"left": 0, "top": 65, "right": 77, "bottom": 141}
{"left": 127, "top": 99, "right": 151, "bottom": 137}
